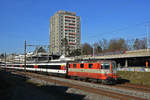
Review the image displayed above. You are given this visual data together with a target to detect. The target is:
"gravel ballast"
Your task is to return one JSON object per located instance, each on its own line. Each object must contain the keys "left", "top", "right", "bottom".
{"left": 29, "top": 77, "right": 117, "bottom": 100}
{"left": 43, "top": 75, "right": 150, "bottom": 100}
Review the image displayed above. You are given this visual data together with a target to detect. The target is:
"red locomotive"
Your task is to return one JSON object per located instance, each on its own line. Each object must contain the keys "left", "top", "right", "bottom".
{"left": 67, "top": 60, "right": 120, "bottom": 84}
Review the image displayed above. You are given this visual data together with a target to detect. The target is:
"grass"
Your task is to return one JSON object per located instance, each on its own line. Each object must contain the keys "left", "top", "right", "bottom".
{"left": 117, "top": 71, "right": 150, "bottom": 86}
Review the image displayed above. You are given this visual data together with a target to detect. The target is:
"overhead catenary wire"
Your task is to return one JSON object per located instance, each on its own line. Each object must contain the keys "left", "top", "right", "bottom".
{"left": 81, "top": 20, "right": 150, "bottom": 53}
{"left": 84, "top": 20, "right": 150, "bottom": 43}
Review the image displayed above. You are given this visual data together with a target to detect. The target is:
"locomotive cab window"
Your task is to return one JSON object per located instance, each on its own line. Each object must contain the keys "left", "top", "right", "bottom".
{"left": 101, "top": 64, "right": 104, "bottom": 69}
{"left": 89, "top": 64, "right": 93, "bottom": 68}
{"left": 80, "top": 64, "right": 84, "bottom": 68}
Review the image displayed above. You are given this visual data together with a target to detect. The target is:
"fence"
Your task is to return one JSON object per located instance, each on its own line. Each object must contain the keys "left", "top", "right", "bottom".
{"left": 117, "top": 67, "right": 150, "bottom": 72}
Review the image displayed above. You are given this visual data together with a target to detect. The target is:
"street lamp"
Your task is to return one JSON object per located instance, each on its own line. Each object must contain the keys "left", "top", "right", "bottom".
{"left": 146, "top": 22, "right": 150, "bottom": 68}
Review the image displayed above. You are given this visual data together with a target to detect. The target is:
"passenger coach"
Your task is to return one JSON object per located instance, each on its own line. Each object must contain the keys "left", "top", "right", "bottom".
{"left": 4, "top": 62, "right": 67, "bottom": 76}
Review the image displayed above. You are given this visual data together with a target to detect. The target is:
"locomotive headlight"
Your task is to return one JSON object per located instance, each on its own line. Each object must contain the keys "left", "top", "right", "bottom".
{"left": 104, "top": 71, "right": 108, "bottom": 76}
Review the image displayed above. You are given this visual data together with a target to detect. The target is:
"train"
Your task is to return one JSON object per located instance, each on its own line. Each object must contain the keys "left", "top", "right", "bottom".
{"left": 0, "top": 60, "right": 120, "bottom": 84}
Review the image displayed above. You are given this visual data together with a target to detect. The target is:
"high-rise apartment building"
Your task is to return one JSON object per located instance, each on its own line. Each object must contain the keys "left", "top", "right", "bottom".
{"left": 50, "top": 10, "right": 81, "bottom": 55}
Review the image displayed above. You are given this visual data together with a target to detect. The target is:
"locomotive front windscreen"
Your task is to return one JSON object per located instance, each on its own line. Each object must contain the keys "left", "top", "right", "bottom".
{"left": 101, "top": 63, "right": 110, "bottom": 69}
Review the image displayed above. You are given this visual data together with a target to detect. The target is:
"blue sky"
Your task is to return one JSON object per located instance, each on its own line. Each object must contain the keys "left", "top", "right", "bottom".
{"left": 0, "top": 0, "right": 150, "bottom": 53}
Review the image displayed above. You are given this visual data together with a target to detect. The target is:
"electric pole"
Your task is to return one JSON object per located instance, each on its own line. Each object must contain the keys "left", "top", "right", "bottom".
{"left": 24, "top": 40, "right": 26, "bottom": 76}
{"left": 5, "top": 52, "right": 6, "bottom": 67}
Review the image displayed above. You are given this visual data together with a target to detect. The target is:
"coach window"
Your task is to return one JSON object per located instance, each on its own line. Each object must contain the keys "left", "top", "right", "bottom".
{"left": 80, "top": 64, "right": 84, "bottom": 68}
{"left": 89, "top": 64, "right": 93, "bottom": 68}
{"left": 73, "top": 64, "right": 76, "bottom": 68}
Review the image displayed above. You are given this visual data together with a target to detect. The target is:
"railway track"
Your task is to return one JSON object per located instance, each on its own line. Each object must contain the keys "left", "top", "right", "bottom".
{"left": 114, "top": 83, "right": 150, "bottom": 93}
{"left": 10, "top": 70, "right": 149, "bottom": 100}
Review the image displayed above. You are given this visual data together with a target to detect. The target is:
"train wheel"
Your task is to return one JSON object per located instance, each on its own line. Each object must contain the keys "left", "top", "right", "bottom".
{"left": 102, "top": 80, "right": 107, "bottom": 84}
{"left": 84, "top": 78, "right": 89, "bottom": 82}
{"left": 97, "top": 79, "right": 102, "bottom": 83}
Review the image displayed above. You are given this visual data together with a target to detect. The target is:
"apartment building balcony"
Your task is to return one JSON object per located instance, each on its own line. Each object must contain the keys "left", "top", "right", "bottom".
{"left": 69, "top": 42, "right": 76, "bottom": 45}
{"left": 65, "top": 16, "right": 76, "bottom": 19}
{"left": 65, "top": 26, "right": 75, "bottom": 28}
{"left": 69, "top": 33, "right": 76, "bottom": 35}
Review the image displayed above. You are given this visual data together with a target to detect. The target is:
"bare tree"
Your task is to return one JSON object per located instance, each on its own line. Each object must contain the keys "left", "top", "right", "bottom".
{"left": 126, "top": 39, "right": 135, "bottom": 50}
{"left": 99, "top": 39, "right": 108, "bottom": 51}
{"left": 133, "top": 38, "right": 140, "bottom": 50}
{"left": 140, "top": 38, "right": 147, "bottom": 49}
{"left": 69, "top": 49, "right": 81, "bottom": 56}
{"left": 118, "top": 38, "right": 128, "bottom": 50}
{"left": 82, "top": 43, "right": 93, "bottom": 55}
{"left": 61, "top": 38, "right": 70, "bottom": 56}
{"left": 133, "top": 38, "right": 147, "bottom": 50}
{"left": 93, "top": 43, "right": 102, "bottom": 55}
{"left": 108, "top": 38, "right": 127, "bottom": 51}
